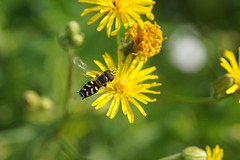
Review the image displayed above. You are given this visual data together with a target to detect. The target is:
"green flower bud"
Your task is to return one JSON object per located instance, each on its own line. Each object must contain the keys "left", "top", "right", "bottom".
{"left": 66, "top": 21, "right": 80, "bottom": 37}
{"left": 71, "top": 34, "right": 84, "bottom": 47}
{"left": 22, "top": 90, "right": 41, "bottom": 109}
{"left": 40, "top": 97, "right": 53, "bottom": 110}
{"left": 215, "top": 73, "right": 235, "bottom": 95}
{"left": 59, "top": 21, "right": 84, "bottom": 50}
{"left": 182, "top": 146, "right": 207, "bottom": 160}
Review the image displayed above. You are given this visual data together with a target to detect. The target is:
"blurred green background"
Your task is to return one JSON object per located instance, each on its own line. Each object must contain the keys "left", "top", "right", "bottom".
{"left": 1, "top": 0, "right": 240, "bottom": 159}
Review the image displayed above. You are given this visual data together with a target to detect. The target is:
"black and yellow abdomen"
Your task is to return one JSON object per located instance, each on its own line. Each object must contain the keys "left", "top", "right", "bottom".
{"left": 78, "top": 70, "right": 115, "bottom": 99}
{"left": 79, "top": 80, "right": 100, "bottom": 99}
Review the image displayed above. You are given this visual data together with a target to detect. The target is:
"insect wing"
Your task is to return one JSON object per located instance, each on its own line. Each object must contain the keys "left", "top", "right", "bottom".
{"left": 73, "top": 56, "right": 100, "bottom": 77}
{"left": 73, "top": 56, "right": 89, "bottom": 72}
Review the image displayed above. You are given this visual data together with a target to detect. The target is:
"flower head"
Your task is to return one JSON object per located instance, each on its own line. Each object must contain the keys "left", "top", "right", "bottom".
{"left": 78, "top": 0, "right": 155, "bottom": 37}
{"left": 206, "top": 145, "right": 223, "bottom": 160}
{"left": 124, "top": 21, "right": 167, "bottom": 62}
{"left": 86, "top": 50, "right": 161, "bottom": 123}
{"left": 220, "top": 47, "right": 240, "bottom": 102}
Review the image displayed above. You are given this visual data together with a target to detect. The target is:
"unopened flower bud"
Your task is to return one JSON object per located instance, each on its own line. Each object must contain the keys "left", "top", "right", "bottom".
{"left": 215, "top": 73, "right": 235, "bottom": 95}
{"left": 66, "top": 21, "right": 80, "bottom": 37}
{"left": 40, "top": 97, "right": 53, "bottom": 110}
{"left": 182, "top": 146, "right": 207, "bottom": 160}
{"left": 72, "top": 34, "right": 84, "bottom": 47}
{"left": 22, "top": 90, "right": 41, "bottom": 109}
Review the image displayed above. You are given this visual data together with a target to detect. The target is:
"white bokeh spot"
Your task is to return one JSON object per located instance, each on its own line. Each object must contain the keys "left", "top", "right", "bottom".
{"left": 168, "top": 25, "right": 207, "bottom": 73}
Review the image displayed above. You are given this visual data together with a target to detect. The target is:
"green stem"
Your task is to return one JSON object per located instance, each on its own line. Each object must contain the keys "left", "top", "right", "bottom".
{"left": 160, "top": 91, "right": 229, "bottom": 104}
{"left": 116, "top": 30, "right": 122, "bottom": 49}
{"left": 158, "top": 153, "right": 182, "bottom": 160}
{"left": 63, "top": 48, "right": 74, "bottom": 117}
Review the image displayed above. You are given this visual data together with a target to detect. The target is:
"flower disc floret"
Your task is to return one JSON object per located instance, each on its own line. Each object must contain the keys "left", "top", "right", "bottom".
{"left": 125, "top": 21, "right": 167, "bottom": 62}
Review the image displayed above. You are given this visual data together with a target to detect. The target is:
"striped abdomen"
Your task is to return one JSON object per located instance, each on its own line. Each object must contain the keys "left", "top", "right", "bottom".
{"left": 79, "top": 80, "right": 100, "bottom": 99}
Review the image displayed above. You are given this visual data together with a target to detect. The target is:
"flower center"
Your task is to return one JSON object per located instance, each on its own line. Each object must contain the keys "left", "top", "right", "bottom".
{"left": 117, "top": 78, "right": 128, "bottom": 93}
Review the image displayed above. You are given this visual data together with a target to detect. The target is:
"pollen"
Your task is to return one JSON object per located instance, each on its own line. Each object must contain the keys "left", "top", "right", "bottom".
{"left": 125, "top": 21, "right": 167, "bottom": 62}
{"left": 117, "top": 79, "right": 128, "bottom": 93}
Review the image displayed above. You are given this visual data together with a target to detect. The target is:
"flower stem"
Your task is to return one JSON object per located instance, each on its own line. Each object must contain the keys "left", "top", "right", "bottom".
{"left": 63, "top": 48, "right": 74, "bottom": 116}
{"left": 116, "top": 30, "right": 122, "bottom": 49}
{"left": 160, "top": 90, "right": 229, "bottom": 104}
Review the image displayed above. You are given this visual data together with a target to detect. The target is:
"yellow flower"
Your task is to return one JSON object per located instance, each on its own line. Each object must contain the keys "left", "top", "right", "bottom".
{"left": 206, "top": 145, "right": 223, "bottom": 160}
{"left": 78, "top": 0, "right": 155, "bottom": 37}
{"left": 220, "top": 48, "right": 240, "bottom": 101}
{"left": 125, "top": 21, "right": 167, "bottom": 62}
{"left": 86, "top": 50, "right": 161, "bottom": 123}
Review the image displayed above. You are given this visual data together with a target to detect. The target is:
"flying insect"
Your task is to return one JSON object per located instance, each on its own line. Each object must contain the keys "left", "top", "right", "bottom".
{"left": 78, "top": 70, "right": 114, "bottom": 99}
{"left": 73, "top": 57, "right": 115, "bottom": 99}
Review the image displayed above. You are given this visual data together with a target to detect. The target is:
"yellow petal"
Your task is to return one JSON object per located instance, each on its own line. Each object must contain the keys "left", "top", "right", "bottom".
{"left": 106, "top": 12, "right": 116, "bottom": 37}
{"left": 142, "top": 89, "right": 160, "bottom": 94}
{"left": 123, "top": 53, "right": 133, "bottom": 70}
{"left": 212, "top": 145, "right": 219, "bottom": 156}
{"left": 106, "top": 95, "right": 117, "bottom": 116}
{"left": 139, "top": 82, "right": 162, "bottom": 89}
{"left": 81, "top": 6, "right": 102, "bottom": 16}
{"left": 110, "top": 95, "right": 120, "bottom": 119}
{"left": 127, "top": 56, "right": 139, "bottom": 74}
{"left": 86, "top": 70, "right": 102, "bottom": 78}
{"left": 78, "top": 0, "right": 100, "bottom": 4}
{"left": 97, "top": 11, "right": 111, "bottom": 31}
{"left": 224, "top": 50, "right": 238, "bottom": 72}
{"left": 220, "top": 57, "right": 235, "bottom": 76}
{"left": 137, "top": 75, "right": 158, "bottom": 83}
{"left": 146, "top": 12, "right": 154, "bottom": 20}
{"left": 121, "top": 96, "right": 134, "bottom": 123}
{"left": 88, "top": 12, "right": 105, "bottom": 24}
{"left": 120, "top": 95, "right": 127, "bottom": 115}
{"left": 133, "top": 94, "right": 148, "bottom": 104}
{"left": 127, "top": 10, "right": 144, "bottom": 28}
{"left": 129, "top": 97, "right": 147, "bottom": 116}
{"left": 138, "top": 66, "right": 157, "bottom": 77}
{"left": 120, "top": 13, "right": 129, "bottom": 29}
{"left": 132, "top": 61, "right": 144, "bottom": 74}
{"left": 93, "top": 60, "right": 107, "bottom": 72}
{"left": 137, "top": 93, "right": 156, "bottom": 102}
{"left": 102, "top": 52, "right": 116, "bottom": 70}
{"left": 122, "top": 54, "right": 133, "bottom": 75}
{"left": 206, "top": 145, "right": 211, "bottom": 159}
{"left": 92, "top": 91, "right": 113, "bottom": 106}
{"left": 95, "top": 94, "right": 113, "bottom": 109}
{"left": 226, "top": 84, "right": 238, "bottom": 94}
{"left": 110, "top": 16, "right": 121, "bottom": 36}
{"left": 124, "top": 14, "right": 135, "bottom": 27}
{"left": 135, "top": 0, "right": 156, "bottom": 5}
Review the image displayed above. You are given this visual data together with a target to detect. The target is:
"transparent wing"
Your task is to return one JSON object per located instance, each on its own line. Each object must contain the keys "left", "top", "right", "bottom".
{"left": 73, "top": 56, "right": 89, "bottom": 72}
{"left": 73, "top": 56, "right": 101, "bottom": 77}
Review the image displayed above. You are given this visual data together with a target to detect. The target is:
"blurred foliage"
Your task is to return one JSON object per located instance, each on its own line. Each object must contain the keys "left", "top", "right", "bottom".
{"left": 1, "top": 0, "right": 240, "bottom": 159}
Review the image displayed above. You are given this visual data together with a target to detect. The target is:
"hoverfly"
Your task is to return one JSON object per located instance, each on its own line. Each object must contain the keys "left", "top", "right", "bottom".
{"left": 73, "top": 57, "right": 115, "bottom": 100}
